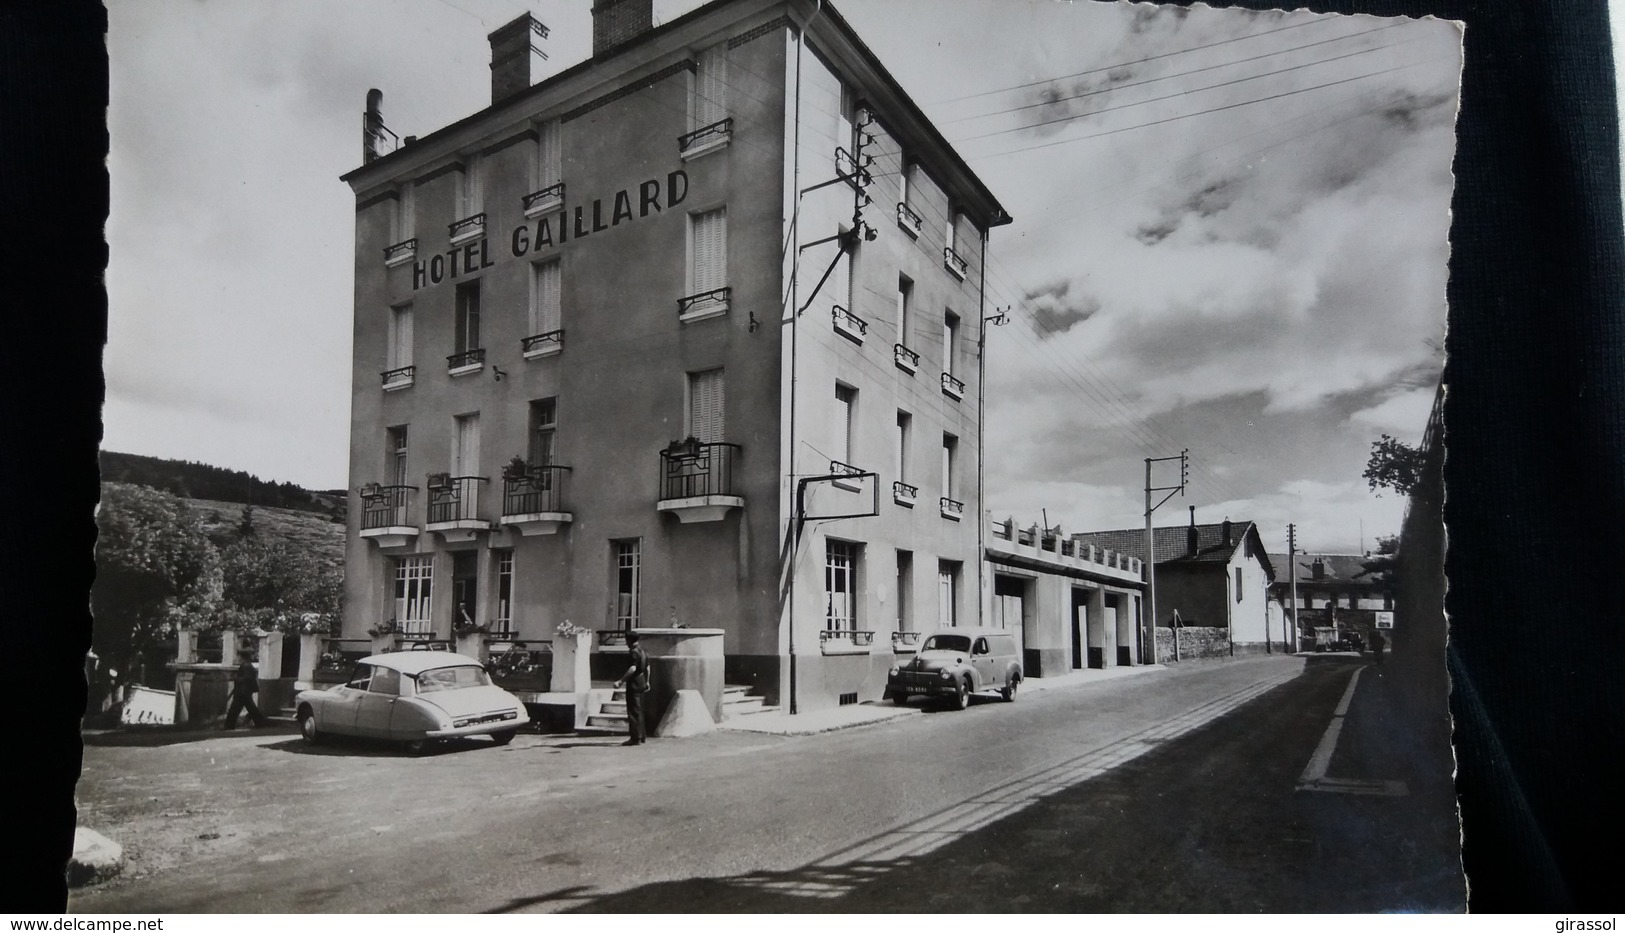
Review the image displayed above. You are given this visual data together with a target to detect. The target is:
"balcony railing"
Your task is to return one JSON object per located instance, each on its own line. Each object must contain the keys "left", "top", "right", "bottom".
{"left": 677, "top": 286, "right": 730, "bottom": 321}
{"left": 380, "top": 365, "right": 415, "bottom": 389}
{"left": 447, "top": 348, "right": 485, "bottom": 372}
{"left": 941, "top": 371, "right": 965, "bottom": 400}
{"left": 501, "top": 465, "right": 571, "bottom": 516}
{"left": 832, "top": 305, "right": 867, "bottom": 344}
{"left": 659, "top": 440, "right": 742, "bottom": 500}
{"left": 426, "top": 475, "right": 487, "bottom": 525}
{"left": 820, "top": 629, "right": 876, "bottom": 652}
{"left": 448, "top": 212, "right": 486, "bottom": 242}
{"left": 360, "top": 484, "right": 415, "bottom": 529}
{"left": 892, "top": 631, "right": 922, "bottom": 649}
{"left": 940, "top": 496, "right": 964, "bottom": 520}
{"left": 893, "top": 343, "right": 919, "bottom": 374}
{"left": 679, "top": 117, "right": 734, "bottom": 158}
{"left": 522, "top": 182, "right": 565, "bottom": 216}
{"left": 521, "top": 329, "right": 565, "bottom": 357}
{"left": 944, "top": 247, "right": 968, "bottom": 280}
{"left": 896, "top": 202, "right": 923, "bottom": 238}
{"left": 383, "top": 238, "right": 417, "bottom": 267}
{"left": 893, "top": 481, "right": 918, "bottom": 506}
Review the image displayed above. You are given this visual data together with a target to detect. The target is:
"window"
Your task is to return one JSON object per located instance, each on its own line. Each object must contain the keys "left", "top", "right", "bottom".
{"left": 946, "top": 211, "right": 959, "bottom": 254}
{"left": 369, "top": 666, "right": 401, "bottom": 696}
{"left": 896, "top": 550, "right": 913, "bottom": 631}
{"left": 346, "top": 664, "right": 374, "bottom": 691}
{"left": 689, "top": 207, "right": 728, "bottom": 295}
{"left": 938, "top": 561, "right": 959, "bottom": 626}
{"left": 453, "top": 413, "right": 481, "bottom": 517}
{"left": 387, "top": 304, "right": 413, "bottom": 372}
{"left": 451, "top": 551, "right": 478, "bottom": 627}
{"left": 453, "top": 282, "right": 482, "bottom": 357}
{"left": 896, "top": 275, "right": 912, "bottom": 343}
{"left": 826, "top": 540, "right": 859, "bottom": 632}
{"left": 530, "top": 259, "right": 562, "bottom": 338}
{"left": 943, "top": 311, "right": 960, "bottom": 375}
{"left": 394, "top": 556, "right": 433, "bottom": 635}
{"left": 1235, "top": 567, "right": 1244, "bottom": 603}
{"left": 457, "top": 153, "right": 483, "bottom": 219}
{"left": 837, "top": 83, "right": 858, "bottom": 163}
{"left": 493, "top": 549, "right": 514, "bottom": 635}
{"left": 392, "top": 184, "right": 415, "bottom": 242}
{"left": 535, "top": 120, "right": 561, "bottom": 190}
{"left": 834, "top": 384, "right": 856, "bottom": 465}
{"left": 528, "top": 398, "right": 557, "bottom": 466}
{"left": 898, "top": 161, "right": 910, "bottom": 207}
{"left": 613, "top": 540, "right": 641, "bottom": 630}
{"left": 942, "top": 434, "right": 957, "bottom": 498}
{"left": 694, "top": 45, "right": 728, "bottom": 128}
{"left": 895, "top": 411, "right": 911, "bottom": 482}
{"left": 688, "top": 368, "right": 726, "bottom": 443}
{"left": 387, "top": 426, "right": 409, "bottom": 488}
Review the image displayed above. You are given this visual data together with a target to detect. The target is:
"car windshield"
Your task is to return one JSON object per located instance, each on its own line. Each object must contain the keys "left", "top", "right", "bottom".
{"left": 413, "top": 665, "right": 493, "bottom": 693}
{"left": 922, "top": 634, "right": 971, "bottom": 653}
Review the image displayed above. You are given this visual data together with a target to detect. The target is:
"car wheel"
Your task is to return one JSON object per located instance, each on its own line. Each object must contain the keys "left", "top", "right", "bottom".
{"left": 402, "top": 738, "right": 429, "bottom": 756}
{"left": 953, "top": 677, "right": 971, "bottom": 711}
{"left": 1001, "top": 679, "right": 1019, "bottom": 702}
{"left": 297, "top": 707, "right": 321, "bottom": 745}
{"left": 490, "top": 730, "right": 516, "bottom": 747}
{"left": 891, "top": 694, "right": 908, "bottom": 707}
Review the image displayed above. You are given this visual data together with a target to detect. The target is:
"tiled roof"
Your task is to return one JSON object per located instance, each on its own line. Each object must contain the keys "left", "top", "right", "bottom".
{"left": 1264, "top": 553, "right": 1389, "bottom": 586}
{"left": 1073, "top": 521, "right": 1265, "bottom": 573}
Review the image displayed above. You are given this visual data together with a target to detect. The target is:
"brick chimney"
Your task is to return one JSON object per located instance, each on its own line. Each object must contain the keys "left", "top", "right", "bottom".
{"left": 489, "top": 12, "right": 549, "bottom": 104}
{"left": 592, "top": 0, "right": 653, "bottom": 58}
{"left": 1186, "top": 506, "right": 1199, "bottom": 556}
{"left": 1221, "top": 518, "right": 1233, "bottom": 547}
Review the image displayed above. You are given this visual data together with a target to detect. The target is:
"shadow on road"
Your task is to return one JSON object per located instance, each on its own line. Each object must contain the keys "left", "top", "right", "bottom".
{"left": 484, "top": 657, "right": 1462, "bottom": 914}
{"left": 81, "top": 724, "right": 299, "bottom": 748}
{"left": 259, "top": 735, "right": 503, "bottom": 758}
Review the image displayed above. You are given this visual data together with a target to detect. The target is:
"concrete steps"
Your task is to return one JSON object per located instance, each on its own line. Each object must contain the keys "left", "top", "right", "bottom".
{"left": 722, "top": 684, "right": 779, "bottom": 720}
{"left": 577, "top": 685, "right": 780, "bottom": 733}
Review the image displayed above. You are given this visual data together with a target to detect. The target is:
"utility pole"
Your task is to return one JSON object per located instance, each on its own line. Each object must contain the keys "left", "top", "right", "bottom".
{"left": 1143, "top": 450, "right": 1188, "bottom": 665}
{"left": 1288, "top": 523, "right": 1299, "bottom": 654}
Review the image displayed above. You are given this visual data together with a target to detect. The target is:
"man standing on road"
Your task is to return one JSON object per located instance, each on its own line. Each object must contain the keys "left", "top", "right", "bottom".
{"left": 612, "top": 632, "right": 650, "bottom": 746}
{"left": 1369, "top": 630, "right": 1386, "bottom": 667}
{"left": 224, "top": 653, "right": 267, "bottom": 729}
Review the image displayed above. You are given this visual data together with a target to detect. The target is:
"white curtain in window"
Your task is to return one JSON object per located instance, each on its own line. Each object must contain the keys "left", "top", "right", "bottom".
{"left": 455, "top": 414, "right": 480, "bottom": 515}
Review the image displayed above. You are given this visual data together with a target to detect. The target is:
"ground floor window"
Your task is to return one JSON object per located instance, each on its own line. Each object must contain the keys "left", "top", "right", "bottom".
{"left": 613, "top": 539, "right": 641, "bottom": 630}
{"left": 895, "top": 550, "right": 912, "bottom": 631}
{"left": 492, "top": 549, "right": 514, "bottom": 635}
{"left": 992, "top": 574, "right": 1026, "bottom": 630}
{"left": 394, "top": 556, "right": 433, "bottom": 634}
{"left": 826, "top": 540, "right": 859, "bottom": 632}
{"left": 451, "top": 550, "right": 478, "bottom": 627}
{"left": 938, "top": 560, "right": 960, "bottom": 626}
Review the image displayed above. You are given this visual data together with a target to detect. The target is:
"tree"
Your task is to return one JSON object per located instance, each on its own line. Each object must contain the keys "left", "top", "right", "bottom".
{"left": 1364, "top": 434, "right": 1425, "bottom": 497}
{"left": 218, "top": 536, "right": 342, "bottom": 633}
{"left": 92, "top": 483, "right": 221, "bottom": 685}
{"left": 1360, "top": 534, "right": 1401, "bottom": 584}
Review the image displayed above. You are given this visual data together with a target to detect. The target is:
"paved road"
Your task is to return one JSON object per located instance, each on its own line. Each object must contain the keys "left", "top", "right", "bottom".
{"left": 70, "top": 654, "right": 1462, "bottom": 912}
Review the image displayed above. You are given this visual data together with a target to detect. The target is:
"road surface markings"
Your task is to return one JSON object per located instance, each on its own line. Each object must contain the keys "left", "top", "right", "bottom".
{"left": 737, "top": 666, "right": 1302, "bottom": 900}
{"left": 1296, "top": 667, "right": 1408, "bottom": 797}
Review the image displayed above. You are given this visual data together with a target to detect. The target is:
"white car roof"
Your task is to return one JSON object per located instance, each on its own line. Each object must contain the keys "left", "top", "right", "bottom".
{"left": 359, "top": 651, "right": 486, "bottom": 675}
{"left": 919, "top": 627, "right": 1017, "bottom": 641}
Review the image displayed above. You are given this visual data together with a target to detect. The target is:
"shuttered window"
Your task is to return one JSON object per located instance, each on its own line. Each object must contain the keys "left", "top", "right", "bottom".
{"left": 690, "top": 208, "right": 727, "bottom": 294}
{"left": 896, "top": 276, "right": 912, "bottom": 342}
{"left": 455, "top": 282, "right": 480, "bottom": 353}
{"left": 388, "top": 304, "right": 413, "bottom": 369}
{"left": 688, "top": 369, "right": 725, "bottom": 443}
{"left": 531, "top": 259, "right": 561, "bottom": 335}
{"left": 943, "top": 311, "right": 959, "bottom": 375}
{"left": 695, "top": 45, "right": 728, "bottom": 128}
{"left": 393, "top": 184, "right": 415, "bottom": 241}
{"left": 457, "top": 153, "right": 483, "bottom": 218}
{"left": 536, "top": 120, "right": 561, "bottom": 189}
{"left": 834, "top": 384, "right": 855, "bottom": 464}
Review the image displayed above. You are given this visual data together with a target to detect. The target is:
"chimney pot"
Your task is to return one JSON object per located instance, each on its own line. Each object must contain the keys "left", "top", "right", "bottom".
{"left": 363, "top": 89, "right": 385, "bottom": 164}
{"left": 1222, "top": 518, "right": 1232, "bottom": 546}
{"left": 1186, "top": 507, "right": 1199, "bottom": 556}
{"left": 489, "top": 12, "right": 549, "bottom": 104}
{"left": 592, "top": 0, "right": 654, "bottom": 58}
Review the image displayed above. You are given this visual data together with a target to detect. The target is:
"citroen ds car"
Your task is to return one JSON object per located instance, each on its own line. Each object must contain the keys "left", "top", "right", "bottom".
{"left": 295, "top": 651, "right": 529, "bottom": 754}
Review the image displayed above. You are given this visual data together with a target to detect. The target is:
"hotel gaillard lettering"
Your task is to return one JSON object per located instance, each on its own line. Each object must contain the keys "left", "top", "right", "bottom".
{"left": 411, "top": 170, "right": 688, "bottom": 290}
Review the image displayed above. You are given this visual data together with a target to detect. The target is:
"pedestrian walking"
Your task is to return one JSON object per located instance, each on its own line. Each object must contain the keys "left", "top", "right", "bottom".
{"left": 1370, "top": 630, "right": 1386, "bottom": 666}
{"left": 224, "top": 653, "right": 267, "bottom": 729}
{"left": 612, "top": 631, "right": 650, "bottom": 746}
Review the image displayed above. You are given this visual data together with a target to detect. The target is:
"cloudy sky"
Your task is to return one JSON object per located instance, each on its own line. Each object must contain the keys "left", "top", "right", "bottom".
{"left": 106, "top": 0, "right": 1460, "bottom": 555}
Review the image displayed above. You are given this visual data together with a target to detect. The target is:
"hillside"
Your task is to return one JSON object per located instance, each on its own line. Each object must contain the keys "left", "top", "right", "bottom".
{"left": 189, "top": 499, "right": 345, "bottom": 568}
{"left": 99, "top": 450, "right": 345, "bottom": 520}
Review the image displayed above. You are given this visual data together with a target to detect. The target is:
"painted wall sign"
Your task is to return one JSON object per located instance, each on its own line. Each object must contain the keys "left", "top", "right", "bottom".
{"left": 410, "top": 170, "right": 689, "bottom": 291}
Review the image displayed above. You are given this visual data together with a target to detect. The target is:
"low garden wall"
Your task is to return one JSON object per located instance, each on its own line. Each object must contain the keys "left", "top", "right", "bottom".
{"left": 1156, "top": 626, "right": 1232, "bottom": 662}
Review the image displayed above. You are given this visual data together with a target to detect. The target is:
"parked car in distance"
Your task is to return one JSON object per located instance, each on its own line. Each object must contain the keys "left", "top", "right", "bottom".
{"left": 885, "top": 627, "right": 1023, "bottom": 710}
{"left": 295, "top": 651, "right": 529, "bottom": 754}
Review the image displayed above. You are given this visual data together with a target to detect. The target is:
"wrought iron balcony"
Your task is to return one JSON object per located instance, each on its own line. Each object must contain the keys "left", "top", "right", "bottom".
{"left": 380, "top": 365, "right": 415, "bottom": 390}
{"left": 358, "top": 483, "right": 417, "bottom": 548}
{"left": 658, "top": 440, "right": 743, "bottom": 523}
{"left": 892, "top": 481, "right": 918, "bottom": 507}
{"left": 425, "top": 474, "right": 490, "bottom": 541}
{"left": 893, "top": 343, "right": 919, "bottom": 374}
{"left": 500, "top": 464, "right": 573, "bottom": 535}
{"left": 383, "top": 238, "right": 417, "bottom": 267}
{"left": 447, "top": 348, "right": 485, "bottom": 374}
{"left": 522, "top": 182, "right": 565, "bottom": 217}
{"left": 832, "top": 305, "right": 867, "bottom": 344}
{"left": 521, "top": 329, "right": 565, "bottom": 359}
{"left": 448, "top": 212, "right": 486, "bottom": 244}
{"left": 679, "top": 117, "right": 734, "bottom": 160}
{"left": 830, "top": 459, "right": 865, "bottom": 491}
{"left": 944, "top": 246, "right": 968, "bottom": 280}
{"left": 677, "top": 286, "right": 730, "bottom": 322}
{"left": 896, "top": 202, "right": 922, "bottom": 238}
{"left": 940, "top": 496, "right": 964, "bottom": 520}
{"left": 941, "top": 371, "right": 965, "bottom": 400}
